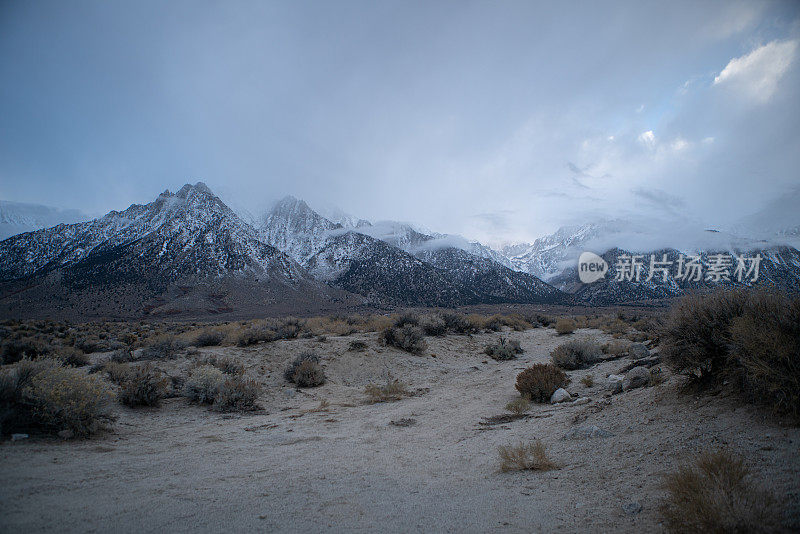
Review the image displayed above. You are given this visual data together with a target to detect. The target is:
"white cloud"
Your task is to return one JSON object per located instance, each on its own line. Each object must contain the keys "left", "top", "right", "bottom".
{"left": 671, "top": 137, "right": 689, "bottom": 151}
{"left": 638, "top": 130, "right": 656, "bottom": 148}
{"left": 714, "top": 40, "right": 798, "bottom": 103}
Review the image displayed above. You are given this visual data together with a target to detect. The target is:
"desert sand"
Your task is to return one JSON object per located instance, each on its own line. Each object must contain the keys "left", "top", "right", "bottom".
{"left": 2, "top": 327, "right": 798, "bottom": 533}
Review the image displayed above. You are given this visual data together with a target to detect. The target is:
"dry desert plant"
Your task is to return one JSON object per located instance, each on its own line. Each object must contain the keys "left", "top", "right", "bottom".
{"left": 498, "top": 440, "right": 556, "bottom": 472}
{"left": 515, "top": 364, "right": 568, "bottom": 403}
{"left": 659, "top": 449, "right": 782, "bottom": 533}
{"left": 554, "top": 318, "right": 577, "bottom": 335}
{"left": 551, "top": 337, "right": 602, "bottom": 370}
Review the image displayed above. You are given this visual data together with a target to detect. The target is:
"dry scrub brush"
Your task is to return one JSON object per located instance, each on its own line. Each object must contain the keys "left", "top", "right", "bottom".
{"left": 660, "top": 449, "right": 782, "bottom": 533}
{"left": 498, "top": 440, "right": 556, "bottom": 472}
{"left": 382, "top": 324, "right": 427, "bottom": 355}
{"left": 554, "top": 318, "right": 577, "bottom": 335}
{"left": 484, "top": 337, "right": 523, "bottom": 361}
{"left": 364, "top": 378, "right": 410, "bottom": 403}
{"left": 550, "top": 337, "right": 602, "bottom": 370}
{"left": 118, "top": 364, "right": 169, "bottom": 407}
{"left": 284, "top": 352, "right": 326, "bottom": 387}
{"left": 1, "top": 358, "right": 114, "bottom": 437}
{"left": 515, "top": 364, "right": 568, "bottom": 403}
{"left": 662, "top": 289, "right": 800, "bottom": 420}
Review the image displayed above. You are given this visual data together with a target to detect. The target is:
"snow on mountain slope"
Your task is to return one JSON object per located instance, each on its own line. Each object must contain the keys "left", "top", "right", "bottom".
{"left": 0, "top": 200, "right": 90, "bottom": 241}
{"left": 259, "top": 198, "right": 563, "bottom": 306}
{"left": 0, "top": 184, "right": 358, "bottom": 318}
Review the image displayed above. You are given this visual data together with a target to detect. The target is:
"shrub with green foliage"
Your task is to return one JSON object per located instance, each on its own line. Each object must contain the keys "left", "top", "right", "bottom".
{"left": 0, "top": 337, "right": 50, "bottom": 364}
{"left": 515, "top": 364, "right": 568, "bottom": 403}
{"left": 551, "top": 337, "right": 602, "bottom": 370}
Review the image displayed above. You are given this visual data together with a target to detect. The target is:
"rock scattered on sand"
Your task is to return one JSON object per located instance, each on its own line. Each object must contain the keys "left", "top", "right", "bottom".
{"left": 550, "top": 388, "right": 572, "bottom": 403}
{"left": 623, "top": 366, "right": 650, "bottom": 391}
{"left": 628, "top": 343, "right": 649, "bottom": 360}
{"left": 607, "top": 374, "right": 624, "bottom": 394}
{"left": 563, "top": 425, "right": 614, "bottom": 440}
{"left": 11, "top": 433, "right": 28, "bottom": 441}
{"left": 622, "top": 501, "right": 642, "bottom": 514}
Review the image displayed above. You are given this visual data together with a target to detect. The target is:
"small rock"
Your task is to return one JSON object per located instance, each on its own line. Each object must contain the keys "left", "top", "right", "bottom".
{"left": 550, "top": 388, "right": 572, "bottom": 403}
{"left": 629, "top": 343, "right": 649, "bottom": 360}
{"left": 607, "top": 374, "right": 624, "bottom": 394}
{"left": 563, "top": 425, "right": 614, "bottom": 440}
{"left": 284, "top": 389, "right": 296, "bottom": 398}
{"left": 622, "top": 501, "right": 642, "bottom": 514}
{"left": 623, "top": 366, "right": 650, "bottom": 391}
{"left": 57, "top": 429, "right": 74, "bottom": 439}
{"left": 570, "top": 397, "right": 591, "bottom": 406}
{"left": 11, "top": 433, "right": 28, "bottom": 441}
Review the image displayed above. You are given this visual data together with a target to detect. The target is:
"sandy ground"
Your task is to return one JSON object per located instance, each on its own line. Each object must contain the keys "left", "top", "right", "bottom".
{"left": 2, "top": 327, "right": 799, "bottom": 533}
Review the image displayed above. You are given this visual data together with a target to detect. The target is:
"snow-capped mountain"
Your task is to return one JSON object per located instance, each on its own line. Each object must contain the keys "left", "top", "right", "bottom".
{"left": 258, "top": 197, "right": 563, "bottom": 306}
{"left": 555, "top": 246, "right": 800, "bottom": 305}
{"left": 0, "top": 200, "right": 90, "bottom": 241}
{"left": 0, "top": 184, "right": 357, "bottom": 318}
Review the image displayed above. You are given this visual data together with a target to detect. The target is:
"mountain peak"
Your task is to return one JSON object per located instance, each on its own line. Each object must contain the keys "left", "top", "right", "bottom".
{"left": 176, "top": 181, "right": 214, "bottom": 199}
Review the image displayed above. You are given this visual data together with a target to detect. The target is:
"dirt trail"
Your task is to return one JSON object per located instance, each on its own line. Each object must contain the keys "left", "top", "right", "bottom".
{"left": 2, "top": 328, "right": 798, "bottom": 533}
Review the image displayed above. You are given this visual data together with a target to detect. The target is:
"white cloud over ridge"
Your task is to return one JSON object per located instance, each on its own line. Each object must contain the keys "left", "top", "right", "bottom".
{"left": 714, "top": 40, "right": 798, "bottom": 103}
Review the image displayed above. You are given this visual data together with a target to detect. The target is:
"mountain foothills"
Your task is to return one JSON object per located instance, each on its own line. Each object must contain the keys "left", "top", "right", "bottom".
{"left": 0, "top": 182, "right": 798, "bottom": 319}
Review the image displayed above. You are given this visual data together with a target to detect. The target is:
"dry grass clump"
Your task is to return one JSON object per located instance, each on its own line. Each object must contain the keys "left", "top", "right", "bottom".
{"left": 515, "top": 364, "right": 568, "bottom": 403}
{"left": 505, "top": 396, "right": 531, "bottom": 415}
{"left": 235, "top": 325, "right": 277, "bottom": 347}
{"left": 498, "top": 440, "right": 556, "bottom": 472}
{"left": 118, "top": 364, "right": 169, "bottom": 407}
{"left": 0, "top": 359, "right": 114, "bottom": 437}
{"left": 730, "top": 291, "right": 800, "bottom": 419}
{"left": 484, "top": 337, "right": 523, "bottom": 361}
{"left": 303, "top": 316, "right": 358, "bottom": 336}
{"left": 102, "top": 361, "right": 132, "bottom": 384}
{"left": 284, "top": 352, "right": 326, "bottom": 387}
{"left": 581, "top": 374, "right": 594, "bottom": 387}
{"left": 292, "top": 360, "right": 326, "bottom": 388}
{"left": 554, "top": 318, "right": 577, "bottom": 335}
{"left": 184, "top": 365, "right": 226, "bottom": 404}
{"left": 140, "top": 335, "right": 187, "bottom": 360}
{"left": 193, "top": 327, "right": 227, "bottom": 347}
{"left": 419, "top": 314, "right": 447, "bottom": 336}
{"left": 440, "top": 312, "right": 480, "bottom": 334}
{"left": 203, "top": 355, "right": 244, "bottom": 375}
{"left": 212, "top": 377, "right": 261, "bottom": 412}
{"left": 660, "top": 449, "right": 782, "bottom": 533}
{"left": 551, "top": 337, "right": 602, "bottom": 370}
{"left": 662, "top": 289, "right": 800, "bottom": 420}
{"left": 382, "top": 324, "right": 427, "bottom": 355}
{"left": 364, "top": 378, "right": 410, "bottom": 403}
{"left": 362, "top": 315, "right": 395, "bottom": 333}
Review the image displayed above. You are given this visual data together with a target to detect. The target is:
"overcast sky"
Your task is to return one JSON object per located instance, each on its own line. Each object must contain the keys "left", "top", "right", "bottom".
{"left": 1, "top": 0, "right": 799, "bottom": 246}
